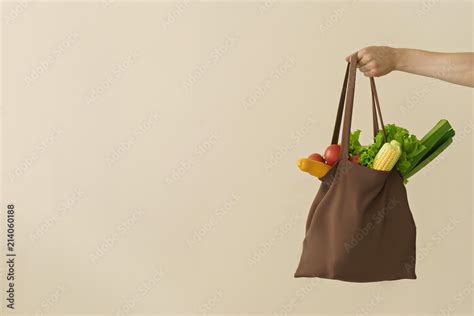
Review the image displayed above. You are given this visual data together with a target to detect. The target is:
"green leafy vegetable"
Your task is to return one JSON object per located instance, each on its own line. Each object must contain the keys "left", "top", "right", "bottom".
{"left": 405, "top": 137, "right": 453, "bottom": 179}
{"left": 359, "top": 132, "right": 385, "bottom": 168}
{"left": 404, "top": 119, "right": 455, "bottom": 180}
{"left": 383, "top": 124, "right": 425, "bottom": 176}
{"left": 349, "top": 129, "right": 362, "bottom": 156}
{"left": 406, "top": 119, "right": 454, "bottom": 176}
{"left": 348, "top": 121, "right": 455, "bottom": 182}
{"left": 348, "top": 129, "right": 384, "bottom": 168}
{"left": 349, "top": 124, "right": 425, "bottom": 174}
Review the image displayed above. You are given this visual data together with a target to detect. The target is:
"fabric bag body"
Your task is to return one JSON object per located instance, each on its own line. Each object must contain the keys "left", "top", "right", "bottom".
{"left": 294, "top": 55, "right": 416, "bottom": 282}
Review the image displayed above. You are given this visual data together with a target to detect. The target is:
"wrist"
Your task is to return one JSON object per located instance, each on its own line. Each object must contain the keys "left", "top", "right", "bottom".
{"left": 393, "top": 48, "right": 406, "bottom": 71}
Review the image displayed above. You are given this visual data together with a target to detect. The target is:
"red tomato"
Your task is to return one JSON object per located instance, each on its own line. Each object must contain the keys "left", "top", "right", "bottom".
{"left": 308, "top": 153, "right": 324, "bottom": 163}
{"left": 349, "top": 155, "right": 360, "bottom": 164}
{"left": 324, "top": 144, "right": 341, "bottom": 166}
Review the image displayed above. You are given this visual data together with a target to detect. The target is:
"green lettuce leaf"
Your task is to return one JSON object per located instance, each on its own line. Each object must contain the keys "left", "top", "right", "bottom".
{"left": 348, "top": 124, "right": 424, "bottom": 174}
{"left": 383, "top": 124, "right": 425, "bottom": 175}
{"left": 349, "top": 130, "right": 384, "bottom": 168}
{"left": 349, "top": 129, "right": 362, "bottom": 156}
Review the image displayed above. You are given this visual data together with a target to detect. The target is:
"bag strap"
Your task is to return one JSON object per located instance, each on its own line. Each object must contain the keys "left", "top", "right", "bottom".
{"left": 338, "top": 54, "right": 387, "bottom": 159}
{"left": 340, "top": 54, "right": 358, "bottom": 159}
{"left": 370, "top": 77, "right": 387, "bottom": 139}
{"left": 331, "top": 62, "right": 387, "bottom": 147}
{"left": 331, "top": 63, "right": 350, "bottom": 144}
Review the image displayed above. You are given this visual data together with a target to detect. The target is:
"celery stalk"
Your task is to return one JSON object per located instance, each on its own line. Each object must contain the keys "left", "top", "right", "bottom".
{"left": 405, "top": 137, "right": 453, "bottom": 180}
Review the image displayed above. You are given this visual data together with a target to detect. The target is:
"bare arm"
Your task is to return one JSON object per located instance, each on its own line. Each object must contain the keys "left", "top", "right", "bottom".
{"left": 346, "top": 46, "right": 474, "bottom": 87}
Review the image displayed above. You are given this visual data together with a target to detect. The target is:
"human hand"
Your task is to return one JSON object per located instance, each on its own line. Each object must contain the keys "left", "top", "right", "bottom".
{"left": 345, "top": 46, "right": 399, "bottom": 77}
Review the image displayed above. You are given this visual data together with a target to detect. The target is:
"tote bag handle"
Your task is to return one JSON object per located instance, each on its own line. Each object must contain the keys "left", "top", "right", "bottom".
{"left": 330, "top": 54, "right": 387, "bottom": 159}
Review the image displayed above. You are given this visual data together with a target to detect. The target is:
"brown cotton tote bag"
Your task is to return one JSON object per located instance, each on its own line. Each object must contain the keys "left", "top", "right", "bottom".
{"left": 294, "top": 54, "right": 417, "bottom": 282}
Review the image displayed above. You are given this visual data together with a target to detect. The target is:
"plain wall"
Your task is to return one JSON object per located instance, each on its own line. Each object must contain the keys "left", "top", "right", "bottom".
{"left": 1, "top": 1, "right": 472, "bottom": 315}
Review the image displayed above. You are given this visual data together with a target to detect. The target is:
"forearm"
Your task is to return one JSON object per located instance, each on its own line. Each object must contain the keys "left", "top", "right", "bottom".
{"left": 395, "top": 49, "right": 474, "bottom": 87}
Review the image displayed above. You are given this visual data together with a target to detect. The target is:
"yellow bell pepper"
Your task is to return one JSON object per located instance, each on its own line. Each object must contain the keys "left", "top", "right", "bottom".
{"left": 297, "top": 158, "right": 332, "bottom": 178}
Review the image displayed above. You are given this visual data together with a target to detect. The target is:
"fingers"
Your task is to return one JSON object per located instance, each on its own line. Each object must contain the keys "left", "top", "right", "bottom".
{"left": 344, "top": 47, "right": 379, "bottom": 77}
{"left": 360, "top": 62, "right": 378, "bottom": 77}
{"left": 363, "top": 69, "right": 378, "bottom": 77}
{"left": 345, "top": 47, "right": 372, "bottom": 65}
{"left": 345, "top": 46, "right": 396, "bottom": 77}
{"left": 344, "top": 56, "right": 376, "bottom": 76}
{"left": 356, "top": 49, "right": 367, "bottom": 62}
{"left": 359, "top": 61, "right": 375, "bottom": 73}
{"left": 358, "top": 54, "right": 372, "bottom": 67}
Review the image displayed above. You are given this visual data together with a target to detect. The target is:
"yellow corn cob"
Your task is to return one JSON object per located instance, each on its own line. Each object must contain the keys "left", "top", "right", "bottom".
{"left": 372, "top": 140, "right": 401, "bottom": 171}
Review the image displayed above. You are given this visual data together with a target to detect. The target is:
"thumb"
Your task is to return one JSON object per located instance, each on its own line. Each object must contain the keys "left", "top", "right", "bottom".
{"left": 345, "top": 52, "right": 358, "bottom": 62}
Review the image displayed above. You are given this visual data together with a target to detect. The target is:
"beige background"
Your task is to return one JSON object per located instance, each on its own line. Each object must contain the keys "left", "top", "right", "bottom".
{"left": 0, "top": 1, "right": 473, "bottom": 315}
